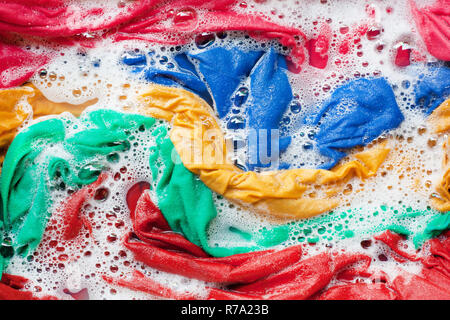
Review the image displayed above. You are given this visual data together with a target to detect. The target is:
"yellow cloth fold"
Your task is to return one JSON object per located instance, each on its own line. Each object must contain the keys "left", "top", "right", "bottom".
{"left": 428, "top": 99, "right": 450, "bottom": 212}
{"left": 0, "top": 83, "right": 97, "bottom": 169}
{"left": 138, "top": 85, "right": 390, "bottom": 219}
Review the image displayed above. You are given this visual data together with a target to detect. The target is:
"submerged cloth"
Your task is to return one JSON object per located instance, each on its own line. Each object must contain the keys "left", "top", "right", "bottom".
{"left": 0, "top": 0, "right": 306, "bottom": 74}
{"left": 0, "top": 84, "right": 97, "bottom": 170}
{"left": 123, "top": 46, "right": 293, "bottom": 171}
{"left": 105, "top": 190, "right": 377, "bottom": 300}
{"left": 0, "top": 273, "right": 57, "bottom": 300}
{"left": 305, "top": 77, "right": 404, "bottom": 169}
{"left": 124, "top": 47, "right": 408, "bottom": 171}
{"left": 410, "top": 0, "right": 450, "bottom": 61}
{"left": 147, "top": 125, "right": 289, "bottom": 257}
{"left": 138, "top": 84, "right": 391, "bottom": 219}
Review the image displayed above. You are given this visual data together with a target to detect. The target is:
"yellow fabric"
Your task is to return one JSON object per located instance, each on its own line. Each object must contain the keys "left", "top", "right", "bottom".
{"left": 0, "top": 83, "right": 97, "bottom": 170}
{"left": 429, "top": 99, "right": 450, "bottom": 212}
{"left": 138, "top": 85, "right": 390, "bottom": 219}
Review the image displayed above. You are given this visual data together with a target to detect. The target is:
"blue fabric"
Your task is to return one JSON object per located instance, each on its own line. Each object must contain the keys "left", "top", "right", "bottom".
{"left": 189, "top": 47, "right": 264, "bottom": 118}
{"left": 122, "top": 47, "right": 406, "bottom": 172}
{"left": 414, "top": 66, "right": 450, "bottom": 114}
{"left": 245, "top": 48, "right": 293, "bottom": 170}
{"left": 306, "top": 78, "right": 404, "bottom": 169}
{"left": 190, "top": 47, "right": 293, "bottom": 170}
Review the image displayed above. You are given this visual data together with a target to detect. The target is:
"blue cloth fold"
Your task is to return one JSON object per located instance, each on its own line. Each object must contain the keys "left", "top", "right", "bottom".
{"left": 413, "top": 66, "right": 450, "bottom": 114}
{"left": 189, "top": 47, "right": 264, "bottom": 118}
{"left": 122, "top": 46, "right": 293, "bottom": 171}
{"left": 306, "top": 78, "right": 404, "bottom": 169}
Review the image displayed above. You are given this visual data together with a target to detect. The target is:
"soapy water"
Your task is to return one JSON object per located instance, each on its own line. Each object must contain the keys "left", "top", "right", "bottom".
{"left": 2, "top": 0, "right": 449, "bottom": 299}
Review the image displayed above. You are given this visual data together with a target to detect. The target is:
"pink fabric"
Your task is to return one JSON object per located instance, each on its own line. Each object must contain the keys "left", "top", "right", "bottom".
{"left": 410, "top": 0, "right": 450, "bottom": 61}
{"left": 0, "top": 42, "right": 49, "bottom": 88}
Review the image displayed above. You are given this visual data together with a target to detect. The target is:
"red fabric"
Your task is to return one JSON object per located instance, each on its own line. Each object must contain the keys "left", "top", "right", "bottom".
{"left": 421, "top": 235, "right": 450, "bottom": 277}
{"left": 126, "top": 181, "right": 150, "bottom": 220}
{"left": 106, "top": 190, "right": 379, "bottom": 300}
{"left": 0, "top": 0, "right": 157, "bottom": 37}
{"left": 58, "top": 172, "right": 107, "bottom": 240}
{"left": 115, "top": 4, "right": 306, "bottom": 67}
{"left": 410, "top": 0, "right": 450, "bottom": 61}
{"left": 102, "top": 191, "right": 450, "bottom": 299}
{"left": 0, "top": 274, "right": 57, "bottom": 300}
{"left": 393, "top": 271, "right": 450, "bottom": 300}
{"left": 374, "top": 230, "right": 450, "bottom": 300}
{"left": 337, "top": 24, "right": 369, "bottom": 55}
{"left": 230, "top": 252, "right": 372, "bottom": 300}
{"left": 0, "top": 42, "right": 49, "bottom": 88}
{"left": 103, "top": 270, "right": 198, "bottom": 300}
{"left": 127, "top": 191, "right": 208, "bottom": 258}
{"left": 307, "top": 23, "right": 331, "bottom": 69}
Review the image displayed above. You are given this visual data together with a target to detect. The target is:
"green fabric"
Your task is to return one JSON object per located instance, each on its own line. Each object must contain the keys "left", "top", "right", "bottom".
{"left": 0, "top": 110, "right": 156, "bottom": 271}
{"left": 148, "top": 125, "right": 290, "bottom": 257}
{"left": 0, "top": 220, "right": 3, "bottom": 277}
{"left": 412, "top": 213, "right": 450, "bottom": 247}
{"left": 1, "top": 119, "right": 65, "bottom": 257}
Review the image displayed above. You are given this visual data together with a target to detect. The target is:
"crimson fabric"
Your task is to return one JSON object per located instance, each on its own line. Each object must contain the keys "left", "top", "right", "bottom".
{"left": 307, "top": 23, "right": 331, "bottom": 69}
{"left": 376, "top": 230, "right": 450, "bottom": 300}
{"left": 318, "top": 283, "right": 397, "bottom": 300}
{"left": 123, "top": 191, "right": 303, "bottom": 283}
{"left": 0, "top": 42, "right": 49, "bottom": 88}
{"left": 374, "top": 230, "right": 418, "bottom": 262}
{"left": 0, "top": 0, "right": 157, "bottom": 37}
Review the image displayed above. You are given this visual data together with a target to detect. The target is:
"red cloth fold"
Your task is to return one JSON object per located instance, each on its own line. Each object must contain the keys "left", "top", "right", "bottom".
{"left": 0, "top": 41, "right": 49, "bottom": 88}
{"left": 0, "top": 274, "right": 57, "bottom": 300}
{"left": 0, "top": 0, "right": 307, "bottom": 70}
